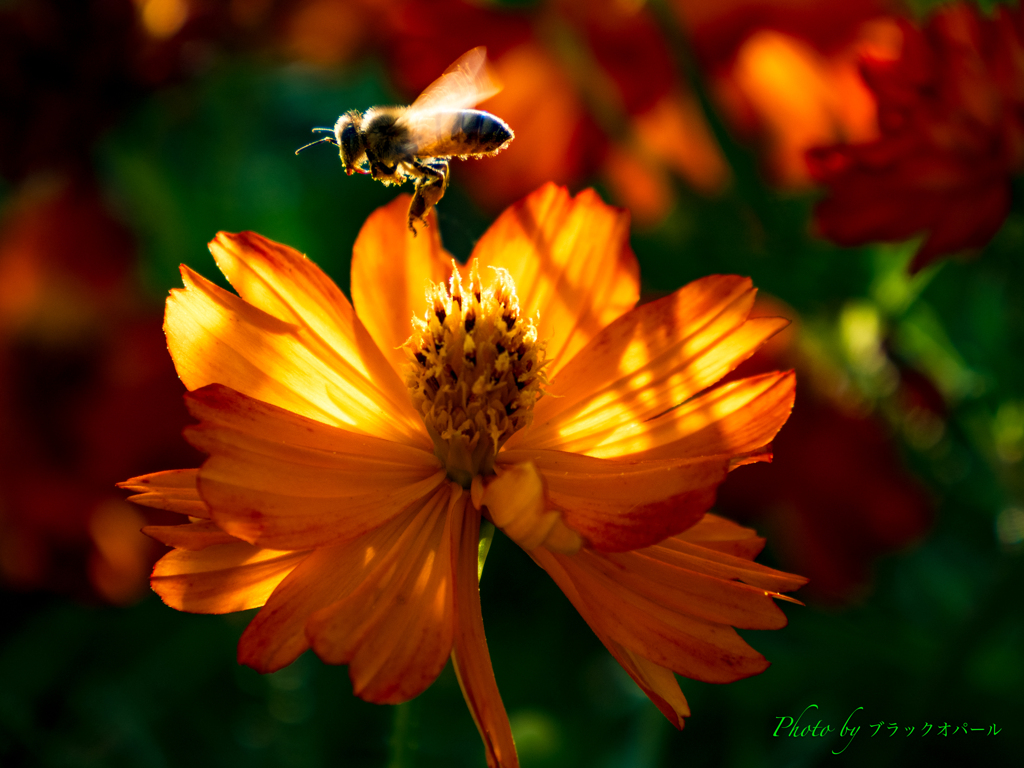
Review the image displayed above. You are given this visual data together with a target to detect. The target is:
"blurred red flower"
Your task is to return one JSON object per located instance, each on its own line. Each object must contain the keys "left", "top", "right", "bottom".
{"left": 0, "top": 177, "right": 199, "bottom": 603}
{"left": 715, "top": 298, "right": 933, "bottom": 602}
{"left": 674, "top": 0, "right": 894, "bottom": 67}
{"left": 808, "top": 3, "right": 1024, "bottom": 272}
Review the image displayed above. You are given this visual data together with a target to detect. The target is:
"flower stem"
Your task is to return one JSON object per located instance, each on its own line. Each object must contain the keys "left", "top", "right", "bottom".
{"left": 478, "top": 520, "right": 495, "bottom": 580}
{"left": 387, "top": 698, "right": 417, "bottom": 768}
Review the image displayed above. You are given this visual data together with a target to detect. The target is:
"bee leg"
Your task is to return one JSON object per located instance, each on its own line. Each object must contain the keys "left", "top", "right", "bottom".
{"left": 369, "top": 159, "right": 398, "bottom": 182}
{"left": 406, "top": 160, "right": 449, "bottom": 235}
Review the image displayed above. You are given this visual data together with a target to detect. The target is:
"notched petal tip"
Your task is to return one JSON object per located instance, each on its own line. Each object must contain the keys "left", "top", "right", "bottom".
{"left": 119, "top": 468, "right": 208, "bottom": 518}
{"left": 183, "top": 381, "right": 244, "bottom": 414}
{"left": 209, "top": 230, "right": 309, "bottom": 276}
{"left": 771, "top": 591, "right": 807, "bottom": 606}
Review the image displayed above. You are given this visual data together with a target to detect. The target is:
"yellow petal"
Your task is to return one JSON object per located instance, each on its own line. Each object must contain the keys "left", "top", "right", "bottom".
{"left": 151, "top": 541, "right": 309, "bottom": 614}
{"left": 118, "top": 468, "right": 209, "bottom": 518}
{"left": 235, "top": 484, "right": 451, "bottom": 675}
{"left": 508, "top": 275, "right": 786, "bottom": 454}
{"left": 350, "top": 197, "right": 453, "bottom": 378}
{"left": 166, "top": 251, "right": 428, "bottom": 447}
{"left": 451, "top": 502, "right": 519, "bottom": 768}
{"left": 306, "top": 484, "right": 461, "bottom": 704}
{"left": 186, "top": 384, "right": 446, "bottom": 550}
{"left": 500, "top": 448, "right": 728, "bottom": 551}
{"left": 471, "top": 183, "right": 639, "bottom": 378}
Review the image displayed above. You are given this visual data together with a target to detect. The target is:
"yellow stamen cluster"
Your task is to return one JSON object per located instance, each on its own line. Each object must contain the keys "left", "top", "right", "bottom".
{"left": 405, "top": 260, "right": 546, "bottom": 487}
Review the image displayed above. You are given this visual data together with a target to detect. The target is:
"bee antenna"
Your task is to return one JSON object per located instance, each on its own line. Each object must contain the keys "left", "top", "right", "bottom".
{"left": 294, "top": 135, "right": 337, "bottom": 155}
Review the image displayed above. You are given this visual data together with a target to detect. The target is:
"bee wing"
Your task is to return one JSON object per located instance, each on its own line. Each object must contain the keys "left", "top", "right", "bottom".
{"left": 403, "top": 46, "right": 501, "bottom": 118}
{"left": 395, "top": 47, "right": 503, "bottom": 157}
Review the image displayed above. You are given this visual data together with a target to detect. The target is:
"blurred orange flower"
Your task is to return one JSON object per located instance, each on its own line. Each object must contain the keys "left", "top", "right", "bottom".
{"left": 372, "top": 0, "right": 899, "bottom": 211}
{"left": 121, "top": 184, "right": 804, "bottom": 765}
{"left": 377, "top": 0, "right": 728, "bottom": 225}
{"left": 713, "top": 18, "right": 901, "bottom": 186}
{"left": 808, "top": 3, "right": 1024, "bottom": 271}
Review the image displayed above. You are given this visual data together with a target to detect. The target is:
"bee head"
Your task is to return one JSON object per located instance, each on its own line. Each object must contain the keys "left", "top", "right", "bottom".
{"left": 334, "top": 111, "right": 366, "bottom": 176}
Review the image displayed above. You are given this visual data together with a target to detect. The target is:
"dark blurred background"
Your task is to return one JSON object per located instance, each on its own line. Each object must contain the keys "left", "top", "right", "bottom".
{"left": 1, "top": 0, "right": 1022, "bottom": 766}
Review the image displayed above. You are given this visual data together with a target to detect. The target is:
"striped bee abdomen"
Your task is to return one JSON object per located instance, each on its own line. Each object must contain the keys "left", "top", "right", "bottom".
{"left": 413, "top": 110, "right": 514, "bottom": 159}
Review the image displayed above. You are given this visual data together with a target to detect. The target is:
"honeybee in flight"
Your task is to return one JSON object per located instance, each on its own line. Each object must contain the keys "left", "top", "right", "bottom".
{"left": 297, "top": 47, "right": 514, "bottom": 234}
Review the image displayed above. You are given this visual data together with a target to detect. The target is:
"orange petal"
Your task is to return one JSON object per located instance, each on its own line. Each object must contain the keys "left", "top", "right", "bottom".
{"left": 152, "top": 541, "right": 310, "bottom": 614}
{"left": 119, "top": 468, "right": 209, "bottom": 518}
{"left": 481, "top": 461, "right": 581, "bottom": 553}
{"left": 306, "top": 485, "right": 461, "bottom": 704}
{"left": 451, "top": 500, "right": 519, "bottom": 768}
{"left": 664, "top": 521, "right": 809, "bottom": 593}
{"left": 678, "top": 512, "right": 768, "bottom": 559}
{"left": 531, "top": 516, "right": 804, "bottom": 721}
{"left": 532, "top": 546, "right": 770, "bottom": 684}
{"left": 350, "top": 197, "right": 453, "bottom": 378}
{"left": 544, "top": 560, "right": 690, "bottom": 728}
{"left": 500, "top": 448, "right": 728, "bottom": 551}
{"left": 144, "top": 520, "right": 240, "bottom": 550}
{"left": 574, "top": 370, "right": 796, "bottom": 460}
{"left": 235, "top": 484, "right": 452, "bottom": 675}
{"left": 166, "top": 253, "right": 428, "bottom": 447}
{"left": 508, "top": 275, "right": 786, "bottom": 453}
{"left": 580, "top": 546, "right": 791, "bottom": 630}
{"left": 608, "top": 642, "right": 690, "bottom": 729}
{"left": 185, "top": 384, "right": 445, "bottom": 550}
{"left": 470, "top": 184, "right": 639, "bottom": 378}
{"left": 209, "top": 232, "right": 426, "bottom": 438}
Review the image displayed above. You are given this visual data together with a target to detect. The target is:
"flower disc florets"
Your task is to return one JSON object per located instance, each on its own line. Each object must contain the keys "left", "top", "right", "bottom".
{"left": 405, "top": 260, "right": 546, "bottom": 487}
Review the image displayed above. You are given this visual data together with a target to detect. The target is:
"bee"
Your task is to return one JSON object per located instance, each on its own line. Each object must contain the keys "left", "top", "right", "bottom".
{"left": 297, "top": 47, "right": 514, "bottom": 234}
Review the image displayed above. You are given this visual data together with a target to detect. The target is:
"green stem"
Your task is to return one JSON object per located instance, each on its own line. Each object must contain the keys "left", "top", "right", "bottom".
{"left": 386, "top": 698, "right": 417, "bottom": 768}
{"left": 478, "top": 520, "right": 496, "bottom": 581}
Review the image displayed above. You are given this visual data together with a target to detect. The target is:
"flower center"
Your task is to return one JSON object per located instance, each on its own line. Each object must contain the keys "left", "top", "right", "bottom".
{"left": 405, "top": 260, "right": 546, "bottom": 487}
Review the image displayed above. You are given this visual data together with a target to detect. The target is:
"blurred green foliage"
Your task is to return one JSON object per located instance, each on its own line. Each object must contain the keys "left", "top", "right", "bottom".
{"left": 3, "top": 5, "right": 1024, "bottom": 766}
{"left": 906, "top": 0, "right": 1019, "bottom": 17}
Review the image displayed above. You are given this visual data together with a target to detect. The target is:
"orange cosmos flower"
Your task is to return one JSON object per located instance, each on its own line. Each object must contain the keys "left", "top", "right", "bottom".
{"left": 808, "top": 3, "right": 1024, "bottom": 272}
{"left": 120, "top": 183, "right": 804, "bottom": 766}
